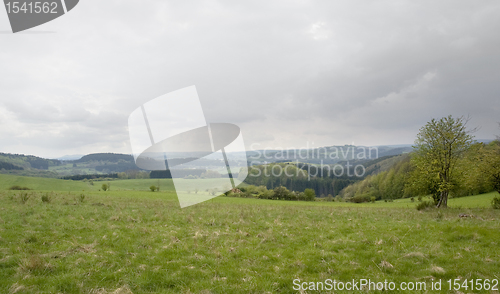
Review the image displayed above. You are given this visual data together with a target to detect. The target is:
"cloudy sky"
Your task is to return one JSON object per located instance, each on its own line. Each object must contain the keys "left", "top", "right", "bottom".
{"left": 1, "top": 0, "right": 499, "bottom": 158}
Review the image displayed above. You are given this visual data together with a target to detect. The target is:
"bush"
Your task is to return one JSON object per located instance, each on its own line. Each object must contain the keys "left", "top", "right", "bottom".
{"left": 492, "top": 197, "right": 500, "bottom": 209}
{"left": 101, "top": 184, "right": 108, "bottom": 191}
{"left": 370, "top": 196, "right": 376, "bottom": 203}
{"left": 351, "top": 194, "right": 371, "bottom": 203}
{"left": 150, "top": 185, "right": 156, "bottom": 192}
{"left": 9, "top": 185, "right": 31, "bottom": 190}
{"left": 416, "top": 200, "right": 435, "bottom": 211}
{"left": 303, "top": 189, "right": 316, "bottom": 201}
{"left": 41, "top": 193, "right": 51, "bottom": 203}
{"left": 258, "top": 190, "right": 273, "bottom": 199}
{"left": 273, "top": 186, "right": 291, "bottom": 200}
{"left": 288, "top": 192, "right": 298, "bottom": 201}
{"left": 241, "top": 192, "right": 253, "bottom": 198}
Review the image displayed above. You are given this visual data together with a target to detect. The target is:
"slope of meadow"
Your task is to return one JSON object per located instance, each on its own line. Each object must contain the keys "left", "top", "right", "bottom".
{"left": 0, "top": 180, "right": 499, "bottom": 293}
{"left": 0, "top": 174, "right": 96, "bottom": 192}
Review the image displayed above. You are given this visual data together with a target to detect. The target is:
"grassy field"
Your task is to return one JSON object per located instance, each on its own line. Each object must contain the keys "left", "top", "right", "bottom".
{"left": 0, "top": 174, "right": 224, "bottom": 194}
{"left": 0, "top": 175, "right": 499, "bottom": 293}
{"left": 0, "top": 174, "right": 97, "bottom": 192}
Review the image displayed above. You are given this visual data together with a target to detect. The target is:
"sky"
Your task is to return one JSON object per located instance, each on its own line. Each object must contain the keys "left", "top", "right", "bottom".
{"left": 0, "top": 0, "right": 499, "bottom": 159}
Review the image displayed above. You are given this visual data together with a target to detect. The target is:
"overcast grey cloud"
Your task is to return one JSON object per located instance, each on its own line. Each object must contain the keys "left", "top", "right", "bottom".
{"left": 1, "top": 0, "right": 499, "bottom": 158}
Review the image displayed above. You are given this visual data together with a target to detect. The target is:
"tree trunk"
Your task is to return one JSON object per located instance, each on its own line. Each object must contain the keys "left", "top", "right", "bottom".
{"left": 436, "top": 190, "right": 448, "bottom": 208}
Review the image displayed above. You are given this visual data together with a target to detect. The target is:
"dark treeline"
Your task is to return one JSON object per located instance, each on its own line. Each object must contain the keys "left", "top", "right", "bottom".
{"left": 61, "top": 174, "right": 119, "bottom": 180}
{"left": 245, "top": 176, "right": 354, "bottom": 197}
{"left": 95, "top": 162, "right": 140, "bottom": 173}
{"left": 0, "top": 161, "right": 24, "bottom": 170}
{"left": 150, "top": 169, "right": 206, "bottom": 179}
{"left": 243, "top": 163, "right": 355, "bottom": 197}
{"left": 26, "top": 158, "right": 50, "bottom": 170}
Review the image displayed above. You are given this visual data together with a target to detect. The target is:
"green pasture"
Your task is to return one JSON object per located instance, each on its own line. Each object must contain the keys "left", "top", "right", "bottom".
{"left": 0, "top": 174, "right": 499, "bottom": 293}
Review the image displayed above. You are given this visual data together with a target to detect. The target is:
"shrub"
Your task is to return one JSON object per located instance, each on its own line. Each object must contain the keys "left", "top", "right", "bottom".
{"left": 492, "top": 197, "right": 500, "bottom": 209}
{"left": 416, "top": 200, "right": 435, "bottom": 211}
{"left": 303, "top": 189, "right": 316, "bottom": 201}
{"left": 9, "top": 185, "right": 31, "bottom": 190}
{"left": 273, "top": 186, "right": 291, "bottom": 200}
{"left": 351, "top": 194, "right": 371, "bottom": 203}
{"left": 258, "top": 190, "right": 273, "bottom": 199}
{"left": 78, "top": 194, "right": 85, "bottom": 203}
{"left": 150, "top": 185, "right": 156, "bottom": 192}
{"left": 41, "top": 193, "right": 51, "bottom": 203}
{"left": 101, "top": 184, "right": 108, "bottom": 191}
{"left": 20, "top": 192, "right": 30, "bottom": 204}
{"left": 370, "top": 196, "right": 376, "bottom": 203}
{"left": 241, "top": 192, "right": 253, "bottom": 198}
{"left": 417, "top": 196, "right": 423, "bottom": 202}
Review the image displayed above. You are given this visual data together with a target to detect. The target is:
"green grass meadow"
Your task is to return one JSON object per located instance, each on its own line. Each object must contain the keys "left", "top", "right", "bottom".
{"left": 0, "top": 174, "right": 499, "bottom": 293}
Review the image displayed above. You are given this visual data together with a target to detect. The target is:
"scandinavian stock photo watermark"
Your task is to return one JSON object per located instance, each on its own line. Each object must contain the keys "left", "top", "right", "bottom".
{"left": 247, "top": 143, "right": 379, "bottom": 180}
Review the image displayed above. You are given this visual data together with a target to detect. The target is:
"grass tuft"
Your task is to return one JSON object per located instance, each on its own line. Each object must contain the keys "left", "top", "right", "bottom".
{"left": 492, "top": 196, "right": 500, "bottom": 209}
{"left": 19, "top": 192, "right": 30, "bottom": 204}
{"left": 41, "top": 193, "right": 51, "bottom": 203}
{"left": 416, "top": 200, "right": 435, "bottom": 210}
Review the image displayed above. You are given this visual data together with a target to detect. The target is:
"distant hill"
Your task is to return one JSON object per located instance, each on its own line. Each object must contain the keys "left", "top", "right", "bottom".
{"left": 0, "top": 152, "right": 60, "bottom": 170}
{"left": 248, "top": 145, "right": 413, "bottom": 165}
{"left": 362, "top": 154, "right": 410, "bottom": 177}
{"left": 0, "top": 145, "right": 415, "bottom": 178}
{"left": 74, "top": 153, "right": 134, "bottom": 163}
{"left": 376, "top": 146, "right": 413, "bottom": 157}
{"left": 0, "top": 152, "right": 141, "bottom": 177}
{"left": 55, "top": 154, "right": 84, "bottom": 161}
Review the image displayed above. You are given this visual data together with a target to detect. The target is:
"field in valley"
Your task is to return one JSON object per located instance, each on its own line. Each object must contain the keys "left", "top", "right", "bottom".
{"left": 0, "top": 174, "right": 499, "bottom": 293}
